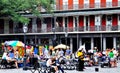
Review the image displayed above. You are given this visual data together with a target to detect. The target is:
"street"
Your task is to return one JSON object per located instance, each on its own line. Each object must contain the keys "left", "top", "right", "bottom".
{"left": 0, "top": 60, "right": 120, "bottom": 73}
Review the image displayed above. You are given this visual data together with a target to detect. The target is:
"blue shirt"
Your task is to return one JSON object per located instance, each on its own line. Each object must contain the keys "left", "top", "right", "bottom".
{"left": 9, "top": 52, "right": 14, "bottom": 58}
{"left": 66, "top": 49, "right": 71, "bottom": 55}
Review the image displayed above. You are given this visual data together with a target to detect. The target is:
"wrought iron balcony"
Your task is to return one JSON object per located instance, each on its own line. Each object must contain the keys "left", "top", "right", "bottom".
{"left": 0, "top": 25, "right": 120, "bottom": 34}
{"left": 54, "top": 2, "right": 119, "bottom": 11}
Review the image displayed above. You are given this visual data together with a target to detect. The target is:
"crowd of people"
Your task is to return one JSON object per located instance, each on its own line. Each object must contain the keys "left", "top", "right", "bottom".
{"left": 1, "top": 45, "right": 71, "bottom": 73}
{"left": 1, "top": 48, "right": 23, "bottom": 68}
{"left": 83, "top": 47, "right": 119, "bottom": 67}
{"left": 1, "top": 45, "right": 119, "bottom": 73}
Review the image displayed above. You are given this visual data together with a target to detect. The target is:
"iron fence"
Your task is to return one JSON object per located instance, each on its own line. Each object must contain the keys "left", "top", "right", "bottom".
{"left": 54, "top": 2, "right": 119, "bottom": 11}
{"left": 0, "top": 25, "right": 120, "bottom": 34}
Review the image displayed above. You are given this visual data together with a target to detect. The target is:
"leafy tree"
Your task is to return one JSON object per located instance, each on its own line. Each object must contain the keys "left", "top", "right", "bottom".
{"left": 0, "top": 0, "right": 54, "bottom": 24}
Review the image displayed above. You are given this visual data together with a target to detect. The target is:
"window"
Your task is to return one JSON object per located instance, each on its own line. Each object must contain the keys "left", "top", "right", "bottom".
{"left": 95, "top": 2, "right": 100, "bottom": 8}
{"left": 63, "top": 0, "right": 68, "bottom": 10}
{"left": 73, "top": 0, "right": 78, "bottom": 9}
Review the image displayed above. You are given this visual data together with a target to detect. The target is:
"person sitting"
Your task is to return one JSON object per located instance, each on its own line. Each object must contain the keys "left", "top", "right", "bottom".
{"left": 46, "top": 57, "right": 58, "bottom": 72}
{"left": 46, "top": 56, "right": 65, "bottom": 73}
{"left": 65, "top": 48, "right": 71, "bottom": 60}
{"left": 8, "top": 49, "right": 18, "bottom": 68}
{"left": 1, "top": 50, "right": 18, "bottom": 68}
{"left": 1, "top": 50, "right": 9, "bottom": 68}
{"left": 27, "top": 52, "right": 40, "bottom": 68}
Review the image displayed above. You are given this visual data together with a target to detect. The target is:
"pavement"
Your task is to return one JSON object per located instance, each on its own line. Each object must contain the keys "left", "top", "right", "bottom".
{"left": 0, "top": 60, "right": 120, "bottom": 73}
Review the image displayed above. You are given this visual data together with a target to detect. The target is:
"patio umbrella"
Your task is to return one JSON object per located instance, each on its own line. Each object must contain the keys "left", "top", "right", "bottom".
{"left": 4, "top": 40, "right": 24, "bottom": 47}
{"left": 54, "top": 44, "right": 69, "bottom": 49}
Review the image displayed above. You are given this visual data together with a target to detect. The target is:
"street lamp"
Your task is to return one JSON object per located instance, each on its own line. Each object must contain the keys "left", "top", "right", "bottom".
{"left": 23, "top": 24, "right": 28, "bottom": 70}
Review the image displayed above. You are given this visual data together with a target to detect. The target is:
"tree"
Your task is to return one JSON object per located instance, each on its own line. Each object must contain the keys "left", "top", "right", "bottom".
{"left": 0, "top": 0, "right": 54, "bottom": 24}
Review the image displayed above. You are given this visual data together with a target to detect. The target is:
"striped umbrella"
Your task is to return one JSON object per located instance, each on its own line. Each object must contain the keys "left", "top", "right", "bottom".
{"left": 4, "top": 40, "right": 24, "bottom": 47}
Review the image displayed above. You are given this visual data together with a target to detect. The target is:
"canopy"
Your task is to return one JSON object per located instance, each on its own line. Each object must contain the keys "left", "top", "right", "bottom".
{"left": 54, "top": 44, "right": 69, "bottom": 49}
{"left": 4, "top": 40, "right": 24, "bottom": 47}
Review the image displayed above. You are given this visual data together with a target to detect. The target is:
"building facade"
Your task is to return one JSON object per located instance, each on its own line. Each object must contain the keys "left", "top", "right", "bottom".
{"left": 1, "top": 0, "right": 120, "bottom": 53}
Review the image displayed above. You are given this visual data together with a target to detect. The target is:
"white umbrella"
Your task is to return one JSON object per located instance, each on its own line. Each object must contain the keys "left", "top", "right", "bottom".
{"left": 54, "top": 44, "right": 69, "bottom": 49}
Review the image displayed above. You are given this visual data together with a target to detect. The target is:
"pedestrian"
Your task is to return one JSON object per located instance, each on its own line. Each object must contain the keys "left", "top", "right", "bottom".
{"left": 108, "top": 50, "right": 115, "bottom": 67}
{"left": 112, "top": 48, "right": 118, "bottom": 67}
{"left": 77, "top": 50, "right": 84, "bottom": 71}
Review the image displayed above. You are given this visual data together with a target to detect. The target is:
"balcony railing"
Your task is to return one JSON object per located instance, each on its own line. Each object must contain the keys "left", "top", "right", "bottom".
{"left": 54, "top": 2, "right": 119, "bottom": 11}
{"left": 0, "top": 25, "right": 120, "bottom": 34}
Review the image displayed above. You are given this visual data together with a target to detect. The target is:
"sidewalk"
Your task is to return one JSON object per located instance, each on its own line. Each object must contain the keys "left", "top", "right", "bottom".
{"left": 0, "top": 60, "right": 120, "bottom": 73}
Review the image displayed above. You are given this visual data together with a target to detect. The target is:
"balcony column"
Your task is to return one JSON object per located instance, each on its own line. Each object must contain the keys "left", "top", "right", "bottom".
{"left": 38, "top": 39, "right": 41, "bottom": 44}
{"left": 63, "top": 17, "right": 68, "bottom": 31}
{"left": 106, "top": 15, "right": 112, "bottom": 31}
{"left": 73, "top": 16, "right": 79, "bottom": 31}
{"left": 30, "top": 39, "right": 33, "bottom": 44}
{"left": 54, "top": 16, "right": 57, "bottom": 28}
{"left": 84, "top": 16, "right": 89, "bottom": 31}
{"left": 13, "top": 21, "right": 18, "bottom": 33}
{"left": 49, "top": 38, "right": 53, "bottom": 45}
{"left": 118, "top": 15, "right": 120, "bottom": 30}
{"left": 100, "top": 34, "right": 103, "bottom": 51}
{"left": 113, "top": 37, "right": 116, "bottom": 49}
{"left": 95, "top": 15, "right": 101, "bottom": 31}
{"left": 84, "top": 16, "right": 86, "bottom": 31}
{"left": 79, "top": 38, "right": 82, "bottom": 46}
{"left": 77, "top": 33, "right": 79, "bottom": 49}
{"left": 41, "top": 18, "right": 47, "bottom": 32}
{"left": 4, "top": 19, "right": 9, "bottom": 34}
{"left": 103, "top": 37, "right": 106, "bottom": 50}
{"left": 70, "top": 38, "right": 73, "bottom": 53}
{"left": 32, "top": 18, "right": 37, "bottom": 33}
{"left": 91, "top": 37, "right": 94, "bottom": 50}
{"left": 53, "top": 16, "right": 58, "bottom": 32}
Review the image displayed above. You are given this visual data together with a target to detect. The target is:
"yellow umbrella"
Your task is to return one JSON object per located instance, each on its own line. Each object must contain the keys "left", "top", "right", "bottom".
{"left": 16, "top": 41, "right": 24, "bottom": 47}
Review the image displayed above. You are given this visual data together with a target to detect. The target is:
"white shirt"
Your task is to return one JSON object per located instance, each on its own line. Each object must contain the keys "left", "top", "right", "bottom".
{"left": 46, "top": 59, "right": 52, "bottom": 67}
{"left": 113, "top": 50, "right": 118, "bottom": 58}
{"left": 2, "top": 52, "right": 7, "bottom": 59}
{"left": 44, "top": 49, "right": 50, "bottom": 58}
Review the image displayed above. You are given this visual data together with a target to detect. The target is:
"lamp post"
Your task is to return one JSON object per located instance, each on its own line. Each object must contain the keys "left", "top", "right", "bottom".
{"left": 23, "top": 24, "right": 28, "bottom": 70}
{"left": 65, "top": 29, "right": 68, "bottom": 49}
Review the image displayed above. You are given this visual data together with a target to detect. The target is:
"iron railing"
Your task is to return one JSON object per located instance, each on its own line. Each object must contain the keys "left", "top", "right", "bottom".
{"left": 0, "top": 25, "right": 120, "bottom": 34}
{"left": 53, "top": 2, "right": 119, "bottom": 11}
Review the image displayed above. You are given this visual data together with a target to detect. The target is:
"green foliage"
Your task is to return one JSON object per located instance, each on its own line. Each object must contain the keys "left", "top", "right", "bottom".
{"left": 40, "top": 0, "right": 54, "bottom": 13}
{"left": 0, "top": 0, "right": 54, "bottom": 24}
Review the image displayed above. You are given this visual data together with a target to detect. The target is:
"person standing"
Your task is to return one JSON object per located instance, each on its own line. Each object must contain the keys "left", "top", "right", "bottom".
{"left": 43, "top": 48, "right": 50, "bottom": 59}
{"left": 112, "top": 48, "right": 118, "bottom": 67}
{"left": 77, "top": 50, "right": 84, "bottom": 71}
{"left": 108, "top": 50, "right": 114, "bottom": 67}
